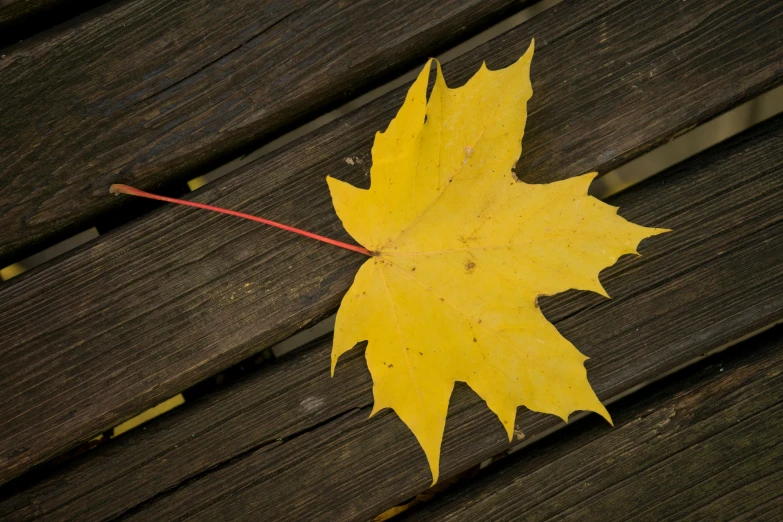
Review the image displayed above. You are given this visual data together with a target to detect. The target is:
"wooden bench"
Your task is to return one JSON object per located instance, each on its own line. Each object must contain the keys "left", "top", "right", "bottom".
{"left": 1, "top": 0, "right": 781, "bottom": 519}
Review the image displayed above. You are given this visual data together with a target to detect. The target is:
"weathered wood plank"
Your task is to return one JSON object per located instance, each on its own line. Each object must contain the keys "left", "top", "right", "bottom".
{"left": 0, "top": 0, "right": 536, "bottom": 266}
{"left": 0, "top": 0, "right": 108, "bottom": 49}
{"left": 1, "top": 0, "right": 781, "bottom": 485}
{"left": 401, "top": 328, "right": 783, "bottom": 522}
{"left": 2, "top": 114, "right": 781, "bottom": 521}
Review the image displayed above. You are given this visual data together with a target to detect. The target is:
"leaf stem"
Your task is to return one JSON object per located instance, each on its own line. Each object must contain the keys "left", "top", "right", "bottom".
{"left": 110, "top": 184, "right": 372, "bottom": 256}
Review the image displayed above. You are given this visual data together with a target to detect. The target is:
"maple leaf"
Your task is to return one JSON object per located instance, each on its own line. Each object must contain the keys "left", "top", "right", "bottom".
{"left": 327, "top": 40, "right": 669, "bottom": 483}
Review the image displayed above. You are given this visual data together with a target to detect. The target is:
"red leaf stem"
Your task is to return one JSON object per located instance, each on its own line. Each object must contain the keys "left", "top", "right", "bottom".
{"left": 110, "top": 184, "right": 371, "bottom": 256}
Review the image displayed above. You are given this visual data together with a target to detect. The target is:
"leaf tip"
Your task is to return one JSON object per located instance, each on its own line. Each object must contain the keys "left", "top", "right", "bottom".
{"left": 595, "top": 403, "right": 613, "bottom": 426}
{"left": 369, "top": 402, "right": 382, "bottom": 418}
{"left": 587, "top": 278, "right": 610, "bottom": 298}
{"left": 429, "top": 461, "right": 440, "bottom": 486}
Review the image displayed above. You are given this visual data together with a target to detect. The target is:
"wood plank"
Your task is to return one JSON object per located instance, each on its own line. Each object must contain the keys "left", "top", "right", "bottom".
{"left": 0, "top": 0, "right": 536, "bottom": 266}
{"left": 2, "top": 113, "right": 781, "bottom": 521}
{"left": 1, "top": 0, "right": 781, "bottom": 485}
{"left": 0, "top": 0, "right": 108, "bottom": 49}
{"left": 401, "top": 327, "right": 783, "bottom": 522}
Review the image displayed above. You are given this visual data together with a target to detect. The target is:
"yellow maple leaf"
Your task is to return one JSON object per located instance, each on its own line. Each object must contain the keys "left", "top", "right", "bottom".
{"left": 327, "top": 40, "right": 668, "bottom": 483}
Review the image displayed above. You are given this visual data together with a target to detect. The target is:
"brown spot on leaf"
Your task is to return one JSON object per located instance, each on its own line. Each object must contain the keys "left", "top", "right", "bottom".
{"left": 466, "top": 261, "right": 476, "bottom": 273}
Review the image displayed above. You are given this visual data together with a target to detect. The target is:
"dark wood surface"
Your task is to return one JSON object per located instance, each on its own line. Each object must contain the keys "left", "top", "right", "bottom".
{"left": 0, "top": 0, "right": 69, "bottom": 35}
{"left": 0, "top": 0, "right": 535, "bottom": 266}
{"left": 401, "top": 328, "right": 783, "bottom": 522}
{"left": 2, "top": 115, "right": 781, "bottom": 521}
{"left": 1, "top": 0, "right": 781, "bottom": 486}
{"left": 0, "top": 0, "right": 109, "bottom": 49}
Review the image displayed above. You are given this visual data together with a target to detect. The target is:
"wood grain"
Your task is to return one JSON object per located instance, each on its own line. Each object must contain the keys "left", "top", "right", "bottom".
{"left": 0, "top": 0, "right": 109, "bottom": 49}
{"left": 401, "top": 328, "right": 783, "bottom": 522}
{"left": 0, "top": 0, "right": 781, "bottom": 486}
{"left": 0, "top": 0, "right": 536, "bottom": 266}
{"left": 2, "top": 114, "right": 781, "bottom": 521}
